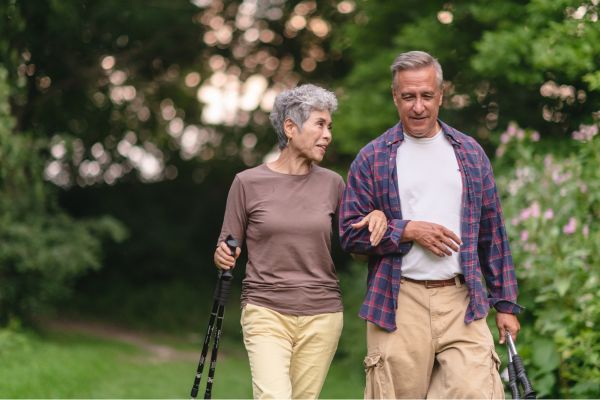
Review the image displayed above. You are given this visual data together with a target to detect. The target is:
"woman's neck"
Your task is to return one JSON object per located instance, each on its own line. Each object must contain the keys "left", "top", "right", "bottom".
{"left": 267, "top": 149, "right": 313, "bottom": 175}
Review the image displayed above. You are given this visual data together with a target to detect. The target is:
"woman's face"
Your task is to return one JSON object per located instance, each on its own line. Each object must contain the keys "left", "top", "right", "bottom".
{"left": 287, "top": 110, "right": 332, "bottom": 162}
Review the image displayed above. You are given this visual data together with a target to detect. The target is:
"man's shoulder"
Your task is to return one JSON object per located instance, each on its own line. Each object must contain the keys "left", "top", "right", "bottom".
{"left": 443, "top": 123, "right": 486, "bottom": 154}
{"left": 355, "top": 125, "right": 398, "bottom": 159}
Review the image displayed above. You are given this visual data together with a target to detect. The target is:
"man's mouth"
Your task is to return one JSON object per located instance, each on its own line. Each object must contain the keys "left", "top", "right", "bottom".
{"left": 316, "top": 144, "right": 328, "bottom": 152}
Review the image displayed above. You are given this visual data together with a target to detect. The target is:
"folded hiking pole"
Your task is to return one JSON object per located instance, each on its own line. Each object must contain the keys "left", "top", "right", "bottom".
{"left": 190, "top": 235, "right": 237, "bottom": 400}
{"left": 506, "top": 332, "right": 536, "bottom": 399}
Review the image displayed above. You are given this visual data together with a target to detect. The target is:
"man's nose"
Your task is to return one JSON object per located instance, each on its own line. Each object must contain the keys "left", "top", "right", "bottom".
{"left": 413, "top": 97, "right": 425, "bottom": 113}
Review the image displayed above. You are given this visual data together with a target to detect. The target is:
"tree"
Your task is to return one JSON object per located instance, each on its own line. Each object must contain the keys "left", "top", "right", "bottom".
{"left": 333, "top": 0, "right": 600, "bottom": 155}
{"left": 0, "top": 66, "right": 126, "bottom": 325}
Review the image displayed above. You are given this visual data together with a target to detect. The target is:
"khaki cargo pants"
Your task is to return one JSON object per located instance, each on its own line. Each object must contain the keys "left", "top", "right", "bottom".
{"left": 364, "top": 278, "right": 504, "bottom": 399}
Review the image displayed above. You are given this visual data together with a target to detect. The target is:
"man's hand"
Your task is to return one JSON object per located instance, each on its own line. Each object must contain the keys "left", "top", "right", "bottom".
{"left": 402, "top": 220, "right": 461, "bottom": 257}
{"left": 496, "top": 312, "right": 520, "bottom": 344}
{"left": 351, "top": 210, "right": 388, "bottom": 246}
{"left": 214, "top": 241, "right": 241, "bottom": 270}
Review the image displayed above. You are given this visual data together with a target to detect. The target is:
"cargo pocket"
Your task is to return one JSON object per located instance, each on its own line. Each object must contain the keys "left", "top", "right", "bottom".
{"left": 363, "top": 353, "right": 392, "bottom": 399}
{"left": 490, "top": 348, "right": 504, "bottom": 399}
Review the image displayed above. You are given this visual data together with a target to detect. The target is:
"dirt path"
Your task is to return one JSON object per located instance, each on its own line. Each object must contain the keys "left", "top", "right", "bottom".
{"left": 43, "top": 318, "right": 201, "bottom": 363}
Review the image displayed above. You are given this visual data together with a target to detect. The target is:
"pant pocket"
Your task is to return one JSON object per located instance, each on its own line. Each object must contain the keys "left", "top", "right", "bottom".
{"left": 490, "top": 348, "right": 504, "bottom": 399}
{"left": 363, "top": 353, "right": 392, "bottom": 399}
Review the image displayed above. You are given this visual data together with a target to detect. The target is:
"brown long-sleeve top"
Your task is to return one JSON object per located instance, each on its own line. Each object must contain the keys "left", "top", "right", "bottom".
{"left": 218, "top": 163, "right": 345, "bottom": 315}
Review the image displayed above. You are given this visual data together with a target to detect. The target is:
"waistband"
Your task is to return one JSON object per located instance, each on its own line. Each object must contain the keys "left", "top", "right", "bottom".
{"left": 401, "top": 274, "right": 465, "bottom": 289}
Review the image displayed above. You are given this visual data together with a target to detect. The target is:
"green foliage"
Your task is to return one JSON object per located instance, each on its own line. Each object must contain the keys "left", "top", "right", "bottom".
{"left": 334, "top": 0, "right": 600, "bottom": 157}
{"left": 494, "top": 123, "right": 600, "bottom": 398}
{"left": 0, "top": 66, "right": 126, "bottom": 325}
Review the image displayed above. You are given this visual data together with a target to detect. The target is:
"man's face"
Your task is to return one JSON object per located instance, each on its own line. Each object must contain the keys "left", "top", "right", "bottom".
{"left": 392, "top": 65, "right": 443, "bottom": 138}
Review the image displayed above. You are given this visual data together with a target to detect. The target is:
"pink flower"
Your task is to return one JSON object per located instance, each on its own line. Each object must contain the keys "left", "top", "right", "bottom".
{"left": 517, "top": 129, "right": 525, "bottom": 140}
{"left": 520, "top": 230, "right": 529, "bottom": 241}
{"left": 543, "top": 209, "right": 554, "bottom": 220}
{"left": 563, "top": 217, "right": 577, "bottom": 235}
{"left": 531, "top": 201, "right": 541, "bottom": 218}
{"left": 531, "top": 131, "right": 540, "bottom": 142}
{"left": 583, "top": 225, "right": 589, "bottom": 238}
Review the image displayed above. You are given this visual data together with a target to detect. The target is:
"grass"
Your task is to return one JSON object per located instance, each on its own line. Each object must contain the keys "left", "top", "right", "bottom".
{"left": 0, "top": 267, "right": 368, "bottom": 398}
{"left": 0, "top": 329, "right": 253, "bottom": 398}
{"left": 0, "top": 326, "right": 363, "bottom": 399}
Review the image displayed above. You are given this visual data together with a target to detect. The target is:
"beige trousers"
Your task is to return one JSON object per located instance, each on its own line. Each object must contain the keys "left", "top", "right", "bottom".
{"left": 364, "top": 278, "right": 504, "bottom": 399}
{"left": 241, "top": 303, "right": 343, "bottom": 399}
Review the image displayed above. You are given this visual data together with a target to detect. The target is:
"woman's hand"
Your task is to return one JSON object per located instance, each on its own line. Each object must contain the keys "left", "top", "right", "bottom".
{"left": 351, "top": 210, "right": 388, "bottom": 246}
{"left": 214, "top": 241, "right": 241, "bottom": 270}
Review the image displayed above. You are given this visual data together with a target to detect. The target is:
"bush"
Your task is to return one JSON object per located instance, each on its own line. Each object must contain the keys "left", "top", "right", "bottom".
{"left": 0, "top": 66, "right": 127, "bottom": 325}
{"left": 494, "top": 122, "right": 600, "bottom": 398}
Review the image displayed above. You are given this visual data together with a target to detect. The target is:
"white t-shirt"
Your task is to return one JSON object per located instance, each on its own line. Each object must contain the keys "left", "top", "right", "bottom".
{"left": 396, "top": 129, "right": 463, "bottom": 279}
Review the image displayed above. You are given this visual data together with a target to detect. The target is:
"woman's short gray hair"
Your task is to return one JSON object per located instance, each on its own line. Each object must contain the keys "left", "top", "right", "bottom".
{"left": 269, "top": 84, "right": 338, "bottom": 150}
{"left": 390, "top": 51, "right": 444, "bottom": 91}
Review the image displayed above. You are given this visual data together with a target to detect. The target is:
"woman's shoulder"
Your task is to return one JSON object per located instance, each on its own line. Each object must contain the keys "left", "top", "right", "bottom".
{"left": 312, "top": 165, "right": 345, "bottom": 184}
{"left": 234, "top": 164, "right": 270, "bottom": 181}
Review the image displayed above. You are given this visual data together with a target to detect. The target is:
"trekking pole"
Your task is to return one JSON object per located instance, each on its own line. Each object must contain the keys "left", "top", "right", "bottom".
{"left": 190, "top": 235, "right": 237, "bottom": 400}
{"left": 506, "top": 341, "right": 520, "bottom": 399}
{"left": 506, "top": 332, "right": 536, "bottom": 399}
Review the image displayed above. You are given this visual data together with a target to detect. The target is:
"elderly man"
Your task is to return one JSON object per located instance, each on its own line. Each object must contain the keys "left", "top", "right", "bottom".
{"left": 340, "top": 50, "right": 522, "bottom": 399}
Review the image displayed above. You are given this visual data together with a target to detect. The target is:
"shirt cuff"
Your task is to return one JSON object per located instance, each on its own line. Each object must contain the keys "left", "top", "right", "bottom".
{"left": 490, "top": 298, "right": 524, "bottom": 314}
{"left": 390, "top": 219, "right": 413, "bottom": 255}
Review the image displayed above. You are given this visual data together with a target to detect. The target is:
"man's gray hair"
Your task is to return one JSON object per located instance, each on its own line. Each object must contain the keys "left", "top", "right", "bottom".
{"left": 269, "top": 84, "right": 337, "bottom": 150}
{"left": 390, "top": 51, "right": 444, "bottom": 90}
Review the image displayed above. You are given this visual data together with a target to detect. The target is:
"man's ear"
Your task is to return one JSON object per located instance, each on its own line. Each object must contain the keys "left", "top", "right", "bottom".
{"left": 392, "top": 88, "right": 398, "bottom": 106}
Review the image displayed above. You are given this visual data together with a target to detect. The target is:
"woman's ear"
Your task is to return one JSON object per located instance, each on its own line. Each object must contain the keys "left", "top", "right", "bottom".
{"left": 283, "top": 118, "right": 296, "bottom": 138}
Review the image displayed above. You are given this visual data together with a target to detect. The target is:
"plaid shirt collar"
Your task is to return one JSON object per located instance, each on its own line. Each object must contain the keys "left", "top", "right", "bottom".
{"left": 383, "top": 120, "right": 463, "bottom": 147}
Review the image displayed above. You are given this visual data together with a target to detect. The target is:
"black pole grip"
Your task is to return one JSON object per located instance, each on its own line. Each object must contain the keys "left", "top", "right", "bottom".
{"left": 512, "top": 355, "right": 537, "bottom": 399}
{"left": 215, "top": 235, "right": 237, "bottom": 306}
{"left": 507, "top": 362, "right": 520, "bottom": 399}
{"left": 222, "top": 235, "right": 238, "bottom": 280}
{"left": 216, "top": 277, "right": 232, "bottom": 306}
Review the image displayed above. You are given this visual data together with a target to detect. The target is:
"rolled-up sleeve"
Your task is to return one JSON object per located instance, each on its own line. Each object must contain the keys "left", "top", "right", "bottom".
{"left": 339, "top": 147, "right": 412, "bottom": 256}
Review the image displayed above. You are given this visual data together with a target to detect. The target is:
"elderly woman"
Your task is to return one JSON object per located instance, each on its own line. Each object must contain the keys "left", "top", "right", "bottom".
{"left": 214, "top": 84, "right": 386, "bottom": 399}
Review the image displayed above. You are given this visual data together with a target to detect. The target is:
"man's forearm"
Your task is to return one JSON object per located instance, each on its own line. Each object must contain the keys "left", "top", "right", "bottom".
{"left": 340, "top": 218, "right": 412, "bottom": 255}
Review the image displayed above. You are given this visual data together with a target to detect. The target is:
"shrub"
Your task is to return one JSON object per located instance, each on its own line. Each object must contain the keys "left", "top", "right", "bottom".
{"left": 495, "top": 122, "right": 600, "bottom": 398}
{"left": 0, "top": 66, "right": 127, "bottom": 325}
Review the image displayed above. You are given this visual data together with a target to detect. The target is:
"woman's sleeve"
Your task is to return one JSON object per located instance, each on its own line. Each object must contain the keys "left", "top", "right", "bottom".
{"left": 217, "top": 175, "right": 247, "bottom": 246}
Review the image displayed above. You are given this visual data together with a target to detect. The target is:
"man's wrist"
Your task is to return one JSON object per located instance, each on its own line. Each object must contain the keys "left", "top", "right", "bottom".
{"left": 400, "top": 220, "right": 413, "bottom": 242}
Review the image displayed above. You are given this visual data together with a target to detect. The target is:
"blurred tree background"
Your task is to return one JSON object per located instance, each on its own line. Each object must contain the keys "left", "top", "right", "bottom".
{"left": 1, "top": 0, "right": 599, "bottom": 398}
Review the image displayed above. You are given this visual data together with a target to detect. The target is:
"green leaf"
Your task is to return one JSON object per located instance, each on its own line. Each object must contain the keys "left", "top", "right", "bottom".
{"left": 532, "top": 339, "right": 560, "bottom": 372}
